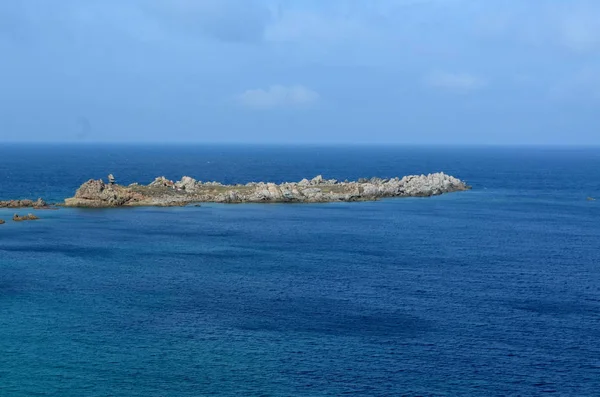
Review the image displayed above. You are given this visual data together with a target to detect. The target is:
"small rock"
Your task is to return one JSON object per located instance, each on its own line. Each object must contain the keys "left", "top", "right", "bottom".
{"left": 0, "top": 219, "right": 5, "bottom": 225}
{"left": 149, "top": 176, "right": 174, "bottom": 187}
{"left": 175, "top": 176, "right": 199, "bottom": 191}
{"left": 13, "top": 213, "right": 39, "bottom": 222}
{"left": 587, "top": 197, "right": 596, "bottom": 201}
{"left": 311, "top": 175, "right": 324, "bottom": 185}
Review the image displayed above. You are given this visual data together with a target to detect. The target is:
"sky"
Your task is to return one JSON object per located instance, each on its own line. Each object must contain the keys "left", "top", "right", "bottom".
{"left": 0, "top": 0, "right": 599, "bottom": 144}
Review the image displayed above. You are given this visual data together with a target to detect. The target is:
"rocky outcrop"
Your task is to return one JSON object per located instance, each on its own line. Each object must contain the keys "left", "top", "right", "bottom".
{"left": 0, "top": 198, "right": 47, "bottom": 208}
{"left": 174, "top": 176, "right": 200, "bottom": 192}
{"left": 0, "top": 219, "right": 5, "bottom": 225}
{"left": 63, "top": 172, "right": 470, "bottom": 208}
{"left": 63, "top": 179, "right": 148, "bottom": 207}
{"left": 149, "top": 176, "right": 175, "bottom": 188}
{"left": 13, "top": 213, "right": 39, "bottom": 221}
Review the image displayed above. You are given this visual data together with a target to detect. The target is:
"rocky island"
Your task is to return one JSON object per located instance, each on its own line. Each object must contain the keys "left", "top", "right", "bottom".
{"left": 63, "top": 172, "right": 470, "bottom": 208}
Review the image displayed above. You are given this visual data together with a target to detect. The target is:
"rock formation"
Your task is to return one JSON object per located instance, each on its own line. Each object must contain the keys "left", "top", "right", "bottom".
{"left": 0, "top": 219, "right": 5, "bottom": 225}
{"left": 13, "top": 213, "right": 40, "bottom": 221}
{"left": 63, "top": 172, "right": 470, "bottom": 208}
{"left": 63, "top": 179, "right": 147, "bottom": 208}
{"left": 0, "top": 198, "right": 47, "bottom": 208}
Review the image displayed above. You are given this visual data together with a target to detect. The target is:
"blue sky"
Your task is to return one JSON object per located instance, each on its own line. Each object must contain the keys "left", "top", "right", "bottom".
{"left": 1, "top": 0, "right": 599, "bottom": 144}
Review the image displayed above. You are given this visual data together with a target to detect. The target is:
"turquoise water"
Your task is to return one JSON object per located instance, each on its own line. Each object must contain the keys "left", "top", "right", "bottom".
{"left": 1, "top": 146, "right": 600, "bottom": 396}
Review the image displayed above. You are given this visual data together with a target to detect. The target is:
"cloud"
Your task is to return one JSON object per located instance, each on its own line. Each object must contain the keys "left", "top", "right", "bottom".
{"left": 237, "top": 85, "right": 320, "bottom": 109}
{"left": 424, "top": 71, "right": 487, "bottom": 92}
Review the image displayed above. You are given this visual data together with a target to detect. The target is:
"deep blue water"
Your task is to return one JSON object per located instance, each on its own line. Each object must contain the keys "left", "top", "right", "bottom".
{"left": 1, "top": 145, "right": 599, "bottom": 396}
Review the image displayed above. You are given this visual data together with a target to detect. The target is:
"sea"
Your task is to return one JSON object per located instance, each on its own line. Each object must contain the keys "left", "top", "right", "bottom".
{"left": 1, "top": 145, "right": 599, "bottom": 396}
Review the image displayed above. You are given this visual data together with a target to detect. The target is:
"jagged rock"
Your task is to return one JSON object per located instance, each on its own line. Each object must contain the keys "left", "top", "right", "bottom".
{"left": 311, "top": 175, "right": 324, "bottom": 185}
{"left": 64, "top": 179, "right": 147, "bottom": 207}
{"left": 175, "top": 176, "right": 199, "bottom": 192}
{"left": 361, "top": 184, "right": 381, "bottom": 197}
{"left": 0, "top": 198, "right": 48, "bottom": 208}
{"left": 149, "top": 176, "right": 174, "bottom": 187}
{"left": 0, "top": 200, "right": 17, "bottom": 208}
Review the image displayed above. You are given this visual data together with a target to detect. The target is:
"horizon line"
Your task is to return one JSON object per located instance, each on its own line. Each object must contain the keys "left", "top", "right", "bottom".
{"left": 2, "top": 142, "right": 600, "bottom": 148}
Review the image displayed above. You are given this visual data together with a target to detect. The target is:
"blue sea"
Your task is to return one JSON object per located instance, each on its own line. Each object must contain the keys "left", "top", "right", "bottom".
{"left": 1, "top": 145, "right": 599, "bottom": 396}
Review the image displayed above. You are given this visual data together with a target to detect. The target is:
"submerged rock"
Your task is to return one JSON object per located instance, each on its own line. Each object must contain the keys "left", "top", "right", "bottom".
{"left": 63, "top": 172, "right": 470, "bottom": 208}
{"left": 13, "top": 213, "right": 39, "bottom": 221}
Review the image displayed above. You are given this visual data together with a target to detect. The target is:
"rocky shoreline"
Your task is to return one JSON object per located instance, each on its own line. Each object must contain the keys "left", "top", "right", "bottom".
{"left": 61, "top": 172, "right": 470, "bottom": 208}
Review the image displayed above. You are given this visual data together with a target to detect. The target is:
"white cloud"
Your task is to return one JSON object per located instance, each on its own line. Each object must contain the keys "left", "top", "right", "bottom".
{"left": 237, "top": 85, "right": 320, "bottom": 109}
{"left": 424, "top": 71, "right": 487, "bottom": 92}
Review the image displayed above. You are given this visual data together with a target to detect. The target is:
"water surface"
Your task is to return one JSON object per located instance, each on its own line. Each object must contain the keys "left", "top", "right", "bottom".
{"left": 1, "top": 145, "right": 599, "bottom": 396}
